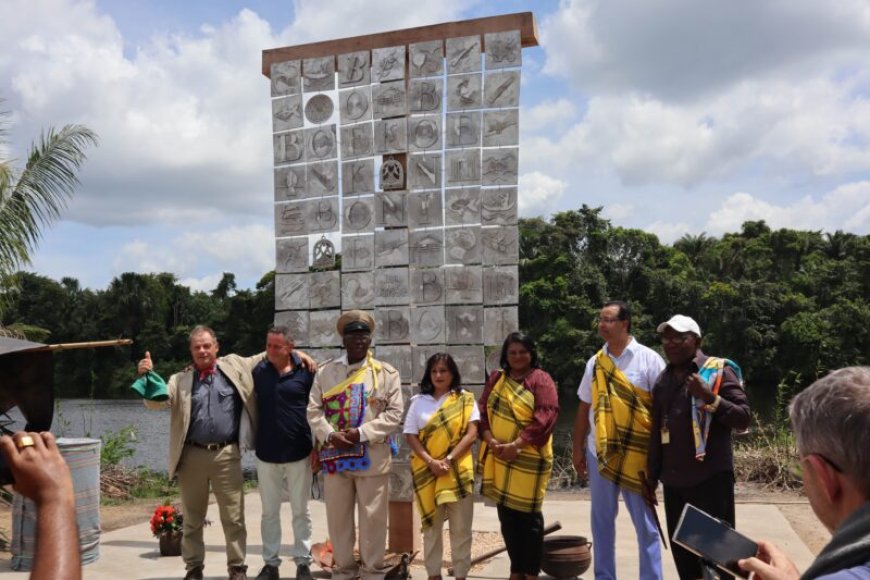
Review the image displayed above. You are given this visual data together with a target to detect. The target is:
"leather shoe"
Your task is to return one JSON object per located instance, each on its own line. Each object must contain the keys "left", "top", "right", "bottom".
{"left": 256, "top": 564, "right": 280, "bottom": 580}
{"left": 229, "top": 565, "right": 249, "bottom": 580}
{"left": 183, "top": 567, "right": 204, "bottom": 580}
{"left": 296, "top": 563, "right": 313, "bottom": 580}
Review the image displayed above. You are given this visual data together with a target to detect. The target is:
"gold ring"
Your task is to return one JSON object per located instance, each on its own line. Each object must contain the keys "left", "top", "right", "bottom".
{"left": 16, "top": 435, "right": 35, "bottom": 449}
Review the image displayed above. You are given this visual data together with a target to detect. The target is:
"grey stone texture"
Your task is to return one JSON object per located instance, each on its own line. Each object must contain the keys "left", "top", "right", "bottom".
{"left": 446, "top": 149, "right": 481, "bottom": 185}
{"left": 408, "top": 153, "right": 442, "bottom": 190}
{"left": 372, "top": 46, "right": 406, "bottom": 82}
{"left": 411, "top": 306, "right": 446, "bottom": 344}
{"left": 375, "top": 345, "right": 412, "bottom": 384}
{"left": 407, "top": 190, "right": 443, "bottom": 229}
{"left": 274, "top": 310, "right": 309, "bottom": 346}
{"left": 483, "top": 110, "right": 519, "bottom": 147}
{"left": 445, "top": 187, "right": 481, "bottom": 225}
{"left": 337, "top": 51, "right": 371, "bottom": 87}
{"left": 446, "top": 305, "right": 484, "bottom": 344}
{"left": 274, "top": 164, "right": 306, "bottom": 201}
{"left": 409, "top": 230, "right": 444, "bottom": 268}
{"left": 483, "top": 266, "right": 519, "bottom": 305}
{"left": 481, "top": 187, "right": 518, "bottom": 225}
{"left": 445, "top": 226, "right": 481, "bottom": 265}
{"left": 271, "top": 60, "right": 302, "bottom": 96}
{"left": 448, "top": 345, "right": 486, "bottom": 384}
{"left": 445, "top": 112, "right": 481, "bottom": 148}
{"left": 410, "top": 268, "right": 445, "bottom": 305}
{"left": 341, "top": 234, "right": 374, "bottom": 272}
{"left": 307, "top": 161, "right": 338, "bottom": 197}
{"left": 375, "top": 307, "right": 411, "bottom": 344}
{"left": 484, "top": 306, "right": 519, "bottom": 346}
{"left": 305, "top": 125, "right": 337, "bottom": 161}
{"left": 341, "top": 159, "right": 374, "bottom": 195}
{"left": 484, "top": 71, "right": 521, "bottom": 108}
{"left": 339, "top": 87, "right": 372, "bottom": 124}
{"left": 446, "top": 35, "right": 481, "bottom": 74}
{"left": 408, "top": 115, "right": 441, "bottom": 152}
{"left": 302, "top": 56, "right": 335, "bottom": 92}
{"left": 373, "top": 81, "right": 407, "bottom": 118}
{"left": 409, "top": 40, "right": 444, "bottom": 78}
{"left": 374, "top": 266, "right": 410, "bottom": 305}
{"left": 341, "top": 271, "right": 375, "bottom": 310}
{"left": 481, "top": 148, "right": 518, "bottom": 186}
{"left": 373, "top": 118, "right": 408, "bottom": 154}
{"left": 309, "top": 309, "right": 342, "bottom": 347}
{"left": 304, "top": 94, "right": 334, "bottom": 124}
{"left": 481, "top": 226, "right": 519, "bottom": 265}
{"left": 309, "top": 270, "right": 341, "bottom": 310}
{"left": 375, "top": 192, "right": 408, "bottom": 228}
{"left": 275, "top": 274, "right": 309, "bottom": 310}
{"left": 275, "top": 201, "right": 308, "bottom": 237}
{"left": 275, "top": 237, "right": 309, "bottom": 273}
{"left": 447, "top": 74, "right": 482, "bottom": 111}
{"left": 340, "top": 124, "right": 374, "bottom": 159}
{"left": 343, "top": 196, "right": 375, "bottom": 233}
{"left": 272, "top": 95, "right": 303, "bottom": 132}
{"left": 307, "top": 197, "right": 340, "bottom": 234}
{"left": 408, "top": 79, "right": 443, "bottom": 113}
{"left": 485, "top": 30, "right": 522, "bottom": 69}
{"left": 445, "top": 265, "right": 483, "bottom": 304}
{"left": 273, "top": 130, "right": 305, "bottom": 165}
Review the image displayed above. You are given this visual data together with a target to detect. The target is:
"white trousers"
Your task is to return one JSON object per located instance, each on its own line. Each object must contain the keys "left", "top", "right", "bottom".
{"left": 256, "top": 457, "right": 313, "bottom": 567}
{"left": 421, "top": 495, "right": 474, "bottom": 577}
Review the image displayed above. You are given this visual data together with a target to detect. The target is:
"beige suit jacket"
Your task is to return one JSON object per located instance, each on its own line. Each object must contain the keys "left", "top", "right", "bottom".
{"left": 144, "top": 353, "right": 264, "bottom": 479}
{"left": 307, "top": 354, "right": 403, "bottom": 476}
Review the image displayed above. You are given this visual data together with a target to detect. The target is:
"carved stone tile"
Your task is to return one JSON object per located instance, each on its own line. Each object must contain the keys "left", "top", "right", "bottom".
{"left": 400, "top": 384, "right": 419, "bottom": 410}
{"left": 485, "top": 346, "right": 502, "bottom": 376}
{"left": 375, "top": 345, "right": 412, "bottom": 383}
{"left": 307, "top": 198, "right": 340, "bottom": 234}
{"left": 389, "top": 460, "right": 414, "bottom": 501}
{"left": 272, "top": 95, "right": 303, "bottom": 132}
{"left": 372, "top": 46, "right": 405, "bottom": 82}
{"left": 340, "top": 123, "right": 373, "bottom": 159}
{"left": 271, "top": 60, "right": 302, "bottom": 96}
{"left": 483, "top": 110, "right": 519, "bottom": 147}
{"left": 302, "top": 56, "right": 335, "bottom": 92}
{"left": 273, "top": 130, "right": 305, "bottom": 165}
{"left": 380, "top": 154, "right": 406, "bottom": 191}
{"left": 481, "top": 148, "right": 518, "bottom": 186}
{"left": 307, "top": 348, "right": 341, "bottom": 364}
{"left": 341, "top": 159, "right": 374, "bottom": 195}
{"left": 445, "top": 112, "right": 481, "bottom": 148}
{"left": 309, "top": 309, "right": 342, "bottom": 347}
{"left": 375, "top": 229, "right": 409, "bottom": 267}
{"left": 445, "top": 226, "right": 481, "bottom": 265}
{"left": 484, "top": 71, "right": 520, "bottom": 108}
{"left": 412, "top": 345, "right": 447, "bottom": 382}
{"left": 408, "top": 190, "right": 443, "bottom": 229}
{"left": 373, "top": 118, "right": 407, "bottom": 154}
{"left": 446, "top": 149, "right": 481, "bottom": 185}
{"left": 338, "top": 51, "right": 371, "bottom": 87}
{"left": 446, "top": 305, "right": 484, "bottom": 344}
{"left": 274, "top": 165, "right": 306, "bottom": 201}
{"left": 375, "top": 267, "right": 410, "bottom": 305}
{"left": 409, "top": 230, "right": 444, "bottom": 268}
{"left": 445, "top": 187, "right": 481, "bottom": 225}
{"left": 408, "top": 79, "right": 443, "bottom": 113}
{"left": 339, "top": 87, "right": 372, "bottom": 124}
{"left": 481, "top": 226, "right": 519, "bottom": 265}
{"left": 275, "top": 274, "right": 309, "bottom": 310}
{"left": 375, "top": 192, "right": 407, "bottom": 227}
{"left": 483, "top": 266, "right": 518, "bottom": 305}
{"left": 410, "top": 268, "right": 445, "bottom": 305}
{"left": 410, "top": 40, "right": 444, "bottom": 78}
{"left": 343, "top": 197, "right": 375, "bottom": 233}
{"left": 448, "top": 345, "right": 486, "bottom": 384}
{"left": 305, "top": 125, "right": 337, "bottom": 161}
{"left": 485, "top": 30, "right": 522, "bottom": 69}
{"left": 447, "top": 74, "right": 482, "bottom": 111}
{"left": 481, "top": 187, "right": 518, "bottom": 225}
{"left": 484, "top": 307, "right": 519, "bottom": 346}
{"left": 274, "top": 310, "right": 309, "bottom": 346}
{"left": 341, "top": 234, "right": 374, "bottom": 272}
{"left": 408, "top": 116, "right": 442, "bottom": 152}
{"left": 276, "top": 237, "right": 309, "bottom": 273}
{"left": 307, "top": 161, "right": 338, "bottom": 197}
{"left": 341, "top": 271, "right": 375, "bottom": 310}
{"left": 376, "top": 307, "right": 411, "bottom": 344}
{"left": 411, "top": 306, "right": 446, "bottom": 344}
{"left": 372, "top": 81, "right": 407, "bottom": 119}
{"left": 446, "top": 36, "right": 481, "bottom": 74}
{"left": 309, "top": 270, "right": 341, "bottom": 310}
{"left": 408, "top": 153, "right": 442, "bottom": 190}
{"left": 275, "top": 201, "right": 308, "bottom": 237}
{"left": 446, "top": 265, "right": 483, "bottom": 304}
{"left": 304, "top": 94, "right": 334, "bottom": 124}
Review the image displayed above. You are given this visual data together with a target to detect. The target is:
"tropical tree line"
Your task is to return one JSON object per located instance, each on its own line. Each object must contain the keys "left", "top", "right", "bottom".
{"left": 1, "top": 205, "right": 868, "bottom": 410}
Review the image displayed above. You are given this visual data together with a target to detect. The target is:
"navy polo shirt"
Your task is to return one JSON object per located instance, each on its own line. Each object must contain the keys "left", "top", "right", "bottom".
{"left": 253, "top": 353, "right": 315, "bottom": 463}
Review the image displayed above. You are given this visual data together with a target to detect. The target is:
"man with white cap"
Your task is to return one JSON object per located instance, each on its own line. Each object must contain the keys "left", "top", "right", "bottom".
{"left": 645, "top": 314, "right": 751, "bottom": 580}
{"left": 307, "top": 310, "right": 403, "bottom": 580}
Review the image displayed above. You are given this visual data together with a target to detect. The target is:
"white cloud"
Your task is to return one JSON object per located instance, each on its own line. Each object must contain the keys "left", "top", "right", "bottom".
{"left": 603, "top": 203, "right": 635, "bottom": 221}
{"left": 644, "top": 220, "right": 695, "bottom": 244}
{"left": 179, "top": 273, "right": 224, "bottom": 293}
{"left": 522, "top": 98, "right": 577, "bottom": 133}
{"left": 518, "top": 171, "right": 567, "bottom": 216}
{"left": 706, "top": 182, "right": 870, "bottom": 235}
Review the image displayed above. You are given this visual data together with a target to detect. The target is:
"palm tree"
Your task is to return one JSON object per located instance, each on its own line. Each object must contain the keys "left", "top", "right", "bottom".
{"left": 0, "top": 111, "right": 98, "bottom": 314}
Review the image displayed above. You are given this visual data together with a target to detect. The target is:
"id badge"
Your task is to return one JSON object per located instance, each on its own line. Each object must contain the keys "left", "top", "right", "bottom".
{"left": 661, "top": 428, "right": 670, "bottom": 445}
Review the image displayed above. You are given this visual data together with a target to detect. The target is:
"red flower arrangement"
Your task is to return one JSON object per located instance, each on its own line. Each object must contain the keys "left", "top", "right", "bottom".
{"left": 150, "top": 501, "right": 183, "bottom": 536}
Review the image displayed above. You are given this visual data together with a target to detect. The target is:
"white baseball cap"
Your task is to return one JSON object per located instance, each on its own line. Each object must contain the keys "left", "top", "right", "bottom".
{"left": 656, "top": 314, "right": 702, "bottom": 337}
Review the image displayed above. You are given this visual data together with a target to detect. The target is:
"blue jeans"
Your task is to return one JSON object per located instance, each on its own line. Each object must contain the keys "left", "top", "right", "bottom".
{"left": 587, "top": 449, "right": 662, "bottom": 580}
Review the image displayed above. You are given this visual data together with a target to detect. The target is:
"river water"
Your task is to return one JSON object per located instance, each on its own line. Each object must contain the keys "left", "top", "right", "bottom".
{"left": 4, "top": 394, "right": 581, "bottom": 473}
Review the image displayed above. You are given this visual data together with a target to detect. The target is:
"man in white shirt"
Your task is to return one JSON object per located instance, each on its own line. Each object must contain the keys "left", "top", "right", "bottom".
{"left": 572, "top": 301, "right": 665, "bottom": 580}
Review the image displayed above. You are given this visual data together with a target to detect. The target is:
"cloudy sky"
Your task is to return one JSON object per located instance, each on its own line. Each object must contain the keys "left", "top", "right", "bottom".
{"left": 2, "top": 0, "right": 869, "bottom": 291}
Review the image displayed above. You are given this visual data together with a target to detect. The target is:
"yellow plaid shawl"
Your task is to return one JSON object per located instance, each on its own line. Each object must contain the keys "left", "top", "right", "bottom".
{"left": 479, "top": 372, "right": 553, "bottom": 513}
{"left": 592, "top": 349, "right": 653, "bottom": 494}
{"left": 410, "top": 391, "right": 476, "bottom": 529}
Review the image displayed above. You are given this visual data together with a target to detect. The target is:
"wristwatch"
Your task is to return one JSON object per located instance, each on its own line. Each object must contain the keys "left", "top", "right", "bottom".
{"left": 446, "top": 454, "right": 454, "bottom": 463}
{"left": 704, "top": 395, "right": 722, "bottom": 413}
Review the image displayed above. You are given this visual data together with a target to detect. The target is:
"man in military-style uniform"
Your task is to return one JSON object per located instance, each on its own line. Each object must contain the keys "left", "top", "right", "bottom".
{"left": 307, "top": 310, "right": 403, "bottom": 580}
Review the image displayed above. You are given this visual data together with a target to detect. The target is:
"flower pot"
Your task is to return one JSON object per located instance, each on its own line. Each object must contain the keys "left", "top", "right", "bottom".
{"left": 540, "top": 535, "right": 592, "bottom": 578}
{"left": 159, "top": 531, "right": 183, "bottom": 557}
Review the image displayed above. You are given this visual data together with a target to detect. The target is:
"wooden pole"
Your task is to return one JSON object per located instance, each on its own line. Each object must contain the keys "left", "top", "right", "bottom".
{"left": 446, "top": 520, "right": 562, "bottom": 576}
{"left": 32, "top": 338, "right": 133, "bottom": 352}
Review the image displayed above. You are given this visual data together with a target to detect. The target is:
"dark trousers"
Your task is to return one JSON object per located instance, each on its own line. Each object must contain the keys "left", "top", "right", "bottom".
{"left": 496, "top": 504, "right": 545, "bottom": 575}
{"left": 664, "top": 470, "right": 736, "bottom": 580}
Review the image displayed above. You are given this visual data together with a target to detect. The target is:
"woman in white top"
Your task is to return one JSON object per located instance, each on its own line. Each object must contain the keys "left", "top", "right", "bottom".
{"left": 404, "top": 353, "right": 480, "bottom": 580}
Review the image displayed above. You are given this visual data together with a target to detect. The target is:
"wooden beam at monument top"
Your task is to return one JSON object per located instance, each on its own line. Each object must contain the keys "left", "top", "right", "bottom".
{"left": 262, "top": 12, "right": 538, "bottom": 77}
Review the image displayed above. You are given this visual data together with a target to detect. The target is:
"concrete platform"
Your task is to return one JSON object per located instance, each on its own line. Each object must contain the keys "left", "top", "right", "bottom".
{"left": 0, "top": 492, "right": 817, "bottom": 579}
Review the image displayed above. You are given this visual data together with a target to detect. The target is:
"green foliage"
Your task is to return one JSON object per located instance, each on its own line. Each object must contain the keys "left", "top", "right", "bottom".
{"left": 100, "top": 425, "right": 137, "bottom": 467}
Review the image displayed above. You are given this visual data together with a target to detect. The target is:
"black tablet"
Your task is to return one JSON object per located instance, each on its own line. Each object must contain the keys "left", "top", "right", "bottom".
{"left": 673, "top": 503, "right": 758, "bottom": 578}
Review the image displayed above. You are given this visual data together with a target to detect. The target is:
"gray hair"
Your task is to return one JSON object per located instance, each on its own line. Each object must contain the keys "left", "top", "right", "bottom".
{"left": 188, "top": 325, "right": 218, "bottom": 344}
{"left": 789, "top": 366, "right": 870, "bottom": 497}
{"left": 267, "top": 324, "right": 295, "bottom": 344}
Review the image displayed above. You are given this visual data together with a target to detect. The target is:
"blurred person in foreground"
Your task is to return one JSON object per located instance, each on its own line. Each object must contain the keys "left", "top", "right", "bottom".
{"left": 738, "top": 367, "right": 870, "bottom": 580}
{"left": 645, "top": 314, "right": 751, "bottom": 579}
{"left": 479, "top": 332, "right": 559, "bottom": 580}
{"left": 405, "top": 352, "right": 480, "bottom": 580}
{"left": 0, "top": 431, "right": 81, "bottom": 580}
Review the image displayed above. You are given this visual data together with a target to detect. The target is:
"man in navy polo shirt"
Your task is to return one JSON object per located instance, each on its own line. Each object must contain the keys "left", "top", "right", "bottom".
{"left": 254, "top": 325, "right": 316, "bottom": 580}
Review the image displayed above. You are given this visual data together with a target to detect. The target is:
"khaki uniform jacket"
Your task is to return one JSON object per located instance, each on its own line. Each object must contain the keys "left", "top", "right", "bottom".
{"left": 307, "top": 355, "right": 403, "bottom": 476}
{"left": 145, "top": 353, "right": 264, "bottom": 479}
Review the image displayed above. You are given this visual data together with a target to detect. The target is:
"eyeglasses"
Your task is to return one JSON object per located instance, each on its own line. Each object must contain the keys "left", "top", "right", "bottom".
{"left": 791, "top": 452, "right": 844, "bottom": 479}
{"left": 660, "top": 333, "right": 692, "bottom": 345}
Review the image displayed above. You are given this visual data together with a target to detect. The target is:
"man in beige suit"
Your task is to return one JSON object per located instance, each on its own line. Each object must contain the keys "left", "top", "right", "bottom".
{"left": 140, "top": 326, "right": 271, "bottom": 580}
{"left": 307, "top": 310, "right": 403, "bottom": 580}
